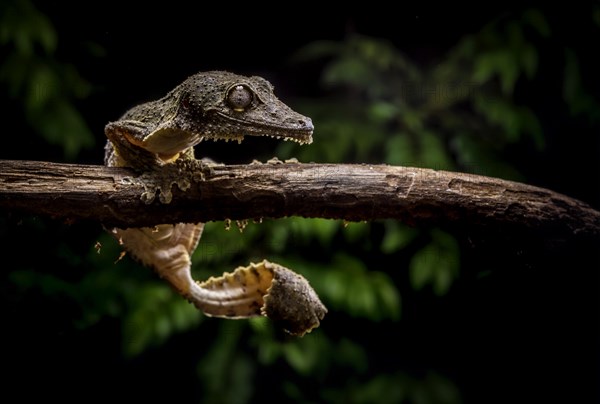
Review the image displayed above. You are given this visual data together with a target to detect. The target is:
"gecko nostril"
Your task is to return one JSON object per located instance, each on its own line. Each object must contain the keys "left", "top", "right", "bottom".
{"left": 299, "top": 118, "right": 314, "bottom": 131}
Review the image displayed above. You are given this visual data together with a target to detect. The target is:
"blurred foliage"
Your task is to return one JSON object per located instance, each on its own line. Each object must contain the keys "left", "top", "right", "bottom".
{"left": 409, "top": 229, "right": 460, "bottom": 296}
{"left": 286, "top": 12, "right": 554, "bottom": 178}
{"left": 8, "top": 229, "right": 202, "bottom": 356}
{"left": 2, "top": 5, "right": 600, "bottom": 404}
{"left": 0, "top": 0, "right": 94, "bottom": 159}
{"left": 322, "top": 371, "right": 462, "bottom": 404}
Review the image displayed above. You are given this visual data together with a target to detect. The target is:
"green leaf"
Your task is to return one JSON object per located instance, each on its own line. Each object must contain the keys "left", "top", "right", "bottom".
{"left": 301, "top": 218, "right": 339, "bottom": 245}
{"left": 419, "top": 130, "right": 455, "bottom": 170}
{"left": 409, "top": 229, "right": 460, "bottom": 296}
{"left": 522, "top": 8, "right": 551, "bottom": 37}
{"left": 385, "top": 133, "right": 415, "bottom": 166}
{"left": 342, "top": 221, "right": 369, "bottom": 243}
{"left": 28, "top": 99, "right": 95, "bottom": 159}
{"left": 0, "top": 0, "right": 57, "bottom": 55}
{"left": 283, "top": 340, "right": 315, "bottom": 375}
{"left": 347, "top": 274, "right": 378, "bottom": 317}
{"left": 9, "top": 269, "right": 74, "bottom": 298}
{"left": 0, "top": 1, "right": 94, "bottom": 160}
{"left": 197, "top": 321, "right": 255, "bottom": 404}
{"left": 410, "top": 244, "right": 436, "bottom": 290}
{"left": 322, "top": 57, "right": 375, "bottom": 89}
{"left": 31, "top": 7, "right": 57, "bottom": 54}
{"left": 281, "top": 332, "right": 330, "bottom": 376}
{"left": 474, "top": 95, "right": 517, "bottom": 140}
{"left": 498, "top": 54, "right": 519, "bottom": 95}
{"left": 368, "top": 101, "right": 400, "bottom": 124}
{"left": 563, "top": 48, "right": 600, "bottom": 123}
{"left": 318, "top": 264, "right": 348, "bottom": 308}
{"left": 255, "top": 336, "right": 282, "bottom": 365}
{"left": 381, "top": 221, "right": 418, "bottom": 253}
{"left": 302, "top": 254, "right": 400, "bottom": 321}
{"left": 400, "top": 107, "right": 424, "bottom": 132}
{"left": 474, "top": 94, "right": 543, "bottom": 146}
{"left": 26, "top": 64, "right": 57, "bottom": 108}
{"left": 473, "top": 49, "right": 519, "bottom": 95}
{"left": 122, "top": 284, "right": 201, "bottom": 356}
{"left": 335, "top": 338, "right": 369, "bottom": 373}
{"left": 472, "top": 50, "right": 501, "bottom": 84}
{"left": 520, "top": 43, "right": 538, "bottom": 79}
{"left": 372, "top": 272, "right": 401, "bottom": 321}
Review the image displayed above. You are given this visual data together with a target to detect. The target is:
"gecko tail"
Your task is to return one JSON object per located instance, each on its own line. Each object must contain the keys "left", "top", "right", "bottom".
{"left": 194, "top": 260, "right": 327, "bottom": 336}
{"left": 112, "top": 224, "right": 326, "bottom": 336}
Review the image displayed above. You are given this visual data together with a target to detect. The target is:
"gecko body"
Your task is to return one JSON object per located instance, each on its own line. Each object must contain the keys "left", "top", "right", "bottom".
{"left": 104, "top": 71, "right": 326, "bottom": 336}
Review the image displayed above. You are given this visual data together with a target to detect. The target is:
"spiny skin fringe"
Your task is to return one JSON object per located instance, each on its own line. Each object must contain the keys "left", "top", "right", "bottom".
{"left": 196, "top": 260, "right": 327, "bottom": 336}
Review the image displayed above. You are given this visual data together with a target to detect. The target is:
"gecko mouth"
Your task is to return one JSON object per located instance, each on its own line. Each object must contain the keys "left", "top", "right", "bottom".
{"left": 212, "top": 112, "right": 314, "bottom": 145}
{"left": 200, "top": 132, "right": 312, "bottom": 146}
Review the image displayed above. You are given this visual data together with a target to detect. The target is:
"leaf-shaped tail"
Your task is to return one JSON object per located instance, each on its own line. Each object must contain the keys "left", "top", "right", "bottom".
{"left": 194, "top": 260, "right": 327, "bottom": 336}
{"left": 111, "top": 224, "right": 326, "bottom": 336}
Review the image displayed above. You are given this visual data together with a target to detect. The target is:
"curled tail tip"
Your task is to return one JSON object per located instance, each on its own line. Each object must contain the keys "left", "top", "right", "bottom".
{"left": 260, "top": 260, "right": 327, "bottom": 337}
{"left": 191, "top": 259, "right": 326, "bottom": 336}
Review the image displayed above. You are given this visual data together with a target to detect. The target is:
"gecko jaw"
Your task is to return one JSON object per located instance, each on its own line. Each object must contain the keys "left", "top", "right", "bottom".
{"left": 202, "top": 132, "right": 312, "bottom": 147}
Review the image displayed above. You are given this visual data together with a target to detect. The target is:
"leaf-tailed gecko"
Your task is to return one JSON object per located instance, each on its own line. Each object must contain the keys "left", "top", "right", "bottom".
{"left": 104, "top": 71, "right": 326, "bottom": 336}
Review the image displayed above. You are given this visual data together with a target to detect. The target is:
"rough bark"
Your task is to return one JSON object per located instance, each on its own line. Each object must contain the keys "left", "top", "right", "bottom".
{"left": 0, "top": 160, "right": 598, "bottom": 241}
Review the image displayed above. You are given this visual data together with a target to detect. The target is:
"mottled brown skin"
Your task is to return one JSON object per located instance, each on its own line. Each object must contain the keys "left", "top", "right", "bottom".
{"left": 104, "top": 71, "right": 326, "bottom": 336}
{"left": 105, "top": 71, "right": 313, "bottom": 169}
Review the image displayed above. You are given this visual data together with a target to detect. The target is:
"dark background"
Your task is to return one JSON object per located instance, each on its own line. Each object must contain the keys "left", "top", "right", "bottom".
{"left": 1, "top": 2, "right": 598, "bottom": 403}
{"left": 6, "top": 4, "right": 598, "bottom": 204}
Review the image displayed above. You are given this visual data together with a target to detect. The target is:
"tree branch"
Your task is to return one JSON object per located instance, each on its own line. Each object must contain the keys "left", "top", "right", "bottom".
{"left": 1, "top": 160, "right": 598, "bottom": 240}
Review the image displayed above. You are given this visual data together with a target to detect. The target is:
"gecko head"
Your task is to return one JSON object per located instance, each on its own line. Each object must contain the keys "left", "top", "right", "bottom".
{"left": 174, "top": 71, "right": 313, "bottom": 145}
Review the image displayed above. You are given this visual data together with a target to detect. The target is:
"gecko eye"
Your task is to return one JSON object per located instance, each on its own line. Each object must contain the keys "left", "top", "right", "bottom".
{"left": 181, "top": 93, "right": 191, "bottom": 110}
{"left": 226, "top": 85, "right": 253, "bottom": 112}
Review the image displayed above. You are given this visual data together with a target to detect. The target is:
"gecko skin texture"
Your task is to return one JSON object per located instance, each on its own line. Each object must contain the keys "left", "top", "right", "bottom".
{"left": 104, "top": 71, "right": 326, "bottom": 336}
